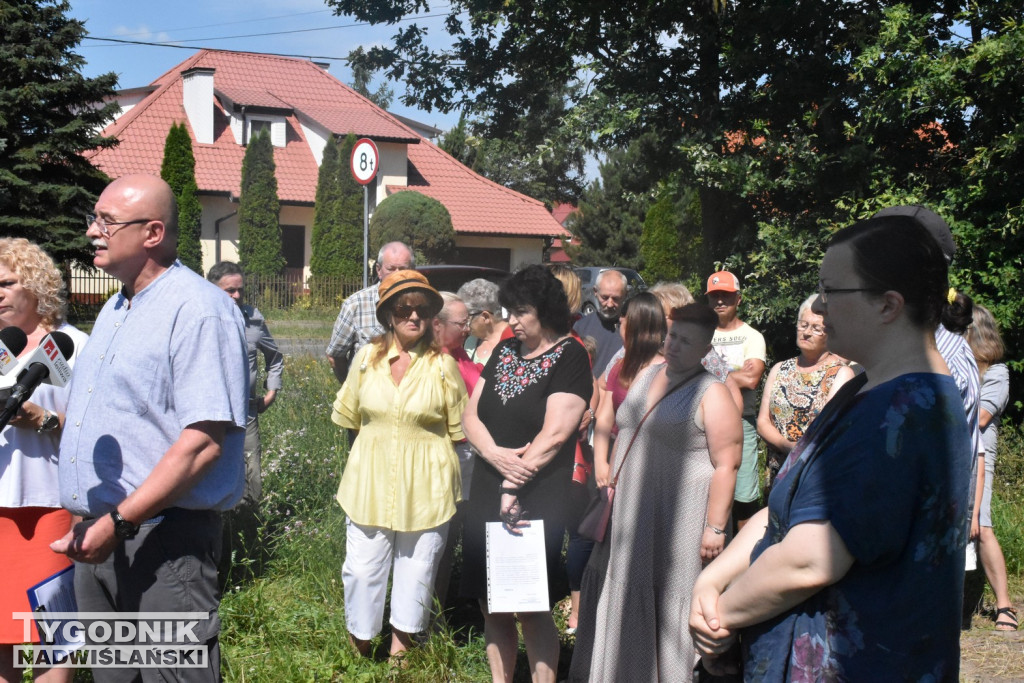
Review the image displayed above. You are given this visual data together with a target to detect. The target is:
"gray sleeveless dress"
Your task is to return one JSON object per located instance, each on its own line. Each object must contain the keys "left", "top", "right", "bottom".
{"left": 570, "top": 366, "right": 719, "bottom": 682}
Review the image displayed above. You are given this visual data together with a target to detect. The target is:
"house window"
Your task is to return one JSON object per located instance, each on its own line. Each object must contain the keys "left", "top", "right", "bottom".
{"left": 457, "top": 247, "right": 511, "bottom": 271}
{"left": 249, "top": 119, "right": 271, "bottom": 141}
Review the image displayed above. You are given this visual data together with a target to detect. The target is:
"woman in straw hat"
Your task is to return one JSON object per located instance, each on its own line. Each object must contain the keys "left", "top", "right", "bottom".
{"left": 332, "top": 270, "right": 467, "bottom": 658}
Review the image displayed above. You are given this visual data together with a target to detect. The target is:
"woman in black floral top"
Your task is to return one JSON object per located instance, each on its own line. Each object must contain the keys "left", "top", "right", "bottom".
{"left": 460, "top": 265, "right": 593, "bottom": 683}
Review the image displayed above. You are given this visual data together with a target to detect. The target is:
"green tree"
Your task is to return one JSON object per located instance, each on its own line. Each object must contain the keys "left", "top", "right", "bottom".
{"left": 634, "top": 184, "right": 692, "bottom": 286}
{"left": 335, "top": 0, "right": 1024, "bottom": 415}
{"left": 237, "top": 131, "right": 284, "bottom": 277}
{"left": 369, "top": 191, "right": 455, "bottom": 264}
{"left": 565, "top": 139, "right": 659, "bottom": 268}
{"left": 0, "top": 0, "right": 119, "bottom": 266}
{"left": 439, "top": 84, "right": 586, "bottom": 206}
{"left": 160, "top": 122, "right": 203, "bottom": 274}
{"left": 310, "top": 134, "right": 363, "bottom": 280}
{"left": 348, "top": 47, "right": 394, "bottom": 109}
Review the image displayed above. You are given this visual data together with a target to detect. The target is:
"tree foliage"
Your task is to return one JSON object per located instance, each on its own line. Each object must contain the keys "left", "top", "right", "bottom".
{"left": 640, "top": 184, "right": 704, "bottom": 287}
{"left": 0, "top": 0, "right": 119, "bottom": 267}
{"left": 160, "top": 122, "right": 203, "bottom": 274}
{"left": 347, "top": 47, "right": 394, "bottom": 109}
{"left": 565, "top": 137, "right": 659, "bottom": 268}
{"left": 310, "top": 134, "right": 364, "bottom": 279}
{"left": 369, "top": 191, "right": 455, "bottom": 264}
{"left": 438, "top": 83, "right": 586, "bottom": 206}
{"left": 332, "top": 0, "right": 1024, "bottom": 412}
{"left": 237, "top": 131, "right": 284, "bottom": 277}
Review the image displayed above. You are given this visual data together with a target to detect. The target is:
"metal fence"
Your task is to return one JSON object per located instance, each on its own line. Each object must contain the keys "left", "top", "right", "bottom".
{"left": 245, "top": 274, "right": 363, "bottom": 311}
{"left": 66, "top": 269, "right": 362, "bottom": 320}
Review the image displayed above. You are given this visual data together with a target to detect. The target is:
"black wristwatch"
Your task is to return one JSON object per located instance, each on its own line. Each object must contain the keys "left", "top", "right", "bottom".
{"left": 110, "top": 510, "right": 139, "bottom": 540}
{"left": 36, "top": 410, "right": 60, "bottom": 433}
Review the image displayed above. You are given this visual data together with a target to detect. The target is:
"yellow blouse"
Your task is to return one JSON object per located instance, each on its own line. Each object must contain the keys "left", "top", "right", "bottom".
{"left": 332, "top": 341, "right": 467, "bottom": 531}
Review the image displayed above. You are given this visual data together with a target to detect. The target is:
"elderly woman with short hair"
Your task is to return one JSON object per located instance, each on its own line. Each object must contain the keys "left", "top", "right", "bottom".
{"left": 457, "top": 278, "right": 511, "bottom": 365}
{"left": 460, "top": 265, "right": 593, "bottom": 683}
{"left": 757, "top": 293, "right": 854, "bottom": 492}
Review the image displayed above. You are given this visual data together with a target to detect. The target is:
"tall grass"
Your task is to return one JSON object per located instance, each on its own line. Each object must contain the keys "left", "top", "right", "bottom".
{"left": 992, "top": 421, "right": 1024, "bottom": 578}
{"left": 219, "top": 356, "right": 493, "bottom": 682}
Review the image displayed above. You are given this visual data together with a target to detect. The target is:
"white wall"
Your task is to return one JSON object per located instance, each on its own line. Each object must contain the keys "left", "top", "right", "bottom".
{"left": 182, "top": 69, "right": 214, "bottom": 144}
{"left": 375, "top": 141, "right": 408, "bottom": 207}
{"left": 299, "top": 116, "right": 331, "bottom": 166}
{"left": 198, "top": 196, "right": 314, "bottom": 279}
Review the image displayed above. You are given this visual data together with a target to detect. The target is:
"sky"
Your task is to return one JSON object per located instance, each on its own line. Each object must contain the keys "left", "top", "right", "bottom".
{"left": 68, "top": 0, "right": 465, "bottom": 135}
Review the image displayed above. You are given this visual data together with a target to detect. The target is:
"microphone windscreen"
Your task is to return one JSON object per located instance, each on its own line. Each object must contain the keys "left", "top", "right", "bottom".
{"left": 0, "top": 326, "right": 28, "bottom": 356}
{"left": 47, "top": 330, "right": 75, "bottom": 359}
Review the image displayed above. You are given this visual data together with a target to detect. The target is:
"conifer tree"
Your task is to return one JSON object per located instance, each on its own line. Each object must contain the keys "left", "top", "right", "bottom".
{"left": 0, "top": 0, "right": 119, "bottom": 266}
{"left": 160, "top": 122, "right": 204, "bottom": 274}
{"left": 237, "top": 131, "right": 284, "bottom": 277}
{"left": 310, "top": 134, "right": 364, "bottom": 280}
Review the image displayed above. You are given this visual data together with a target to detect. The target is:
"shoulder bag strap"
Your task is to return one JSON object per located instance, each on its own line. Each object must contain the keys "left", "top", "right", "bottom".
{"left": 610, "top": 367, "right": 703, "bottom": 487}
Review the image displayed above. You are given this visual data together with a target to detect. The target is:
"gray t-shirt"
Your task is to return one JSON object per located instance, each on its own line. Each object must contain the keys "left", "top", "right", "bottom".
{"left": 979, "top": 363, "right": 1009, "bottom": 458}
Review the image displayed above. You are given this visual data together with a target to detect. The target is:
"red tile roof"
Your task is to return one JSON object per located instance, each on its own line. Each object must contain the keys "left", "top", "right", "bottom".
{"left": 214, "top": 83, "right": 292, "bottom": 111}
{"left": 389, "top": 137, "right": 569, "bottom": 238}
{"left": 551, "top": 202, "right": 578, "bottom": 225}
{"left": 88, "top": 49, "right": 567, "bottom": 238}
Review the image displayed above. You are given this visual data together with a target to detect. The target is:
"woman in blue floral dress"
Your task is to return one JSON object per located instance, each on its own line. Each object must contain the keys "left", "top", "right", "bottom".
{"left": 689, "top": 214, "right": 973, "bottom": 681}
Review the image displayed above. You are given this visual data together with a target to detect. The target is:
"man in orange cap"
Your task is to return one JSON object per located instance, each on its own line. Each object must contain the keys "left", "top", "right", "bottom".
{"left": 706, "top": 270, "right": 766, "bottom": 530}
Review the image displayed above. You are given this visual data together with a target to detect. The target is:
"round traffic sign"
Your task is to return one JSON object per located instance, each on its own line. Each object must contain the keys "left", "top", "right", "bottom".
{"left": 350, "top": 138, "right": 379, "bottom": 185}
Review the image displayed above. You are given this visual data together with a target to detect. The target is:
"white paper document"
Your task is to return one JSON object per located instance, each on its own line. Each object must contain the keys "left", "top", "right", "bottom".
{"left": 486, "top": 520, "right": 549, "bottom": 613}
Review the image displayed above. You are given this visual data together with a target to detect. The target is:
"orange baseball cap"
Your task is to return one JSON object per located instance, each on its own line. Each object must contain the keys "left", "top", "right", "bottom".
{"left": 706, "top": 270, "right": 740, "bottom": 294}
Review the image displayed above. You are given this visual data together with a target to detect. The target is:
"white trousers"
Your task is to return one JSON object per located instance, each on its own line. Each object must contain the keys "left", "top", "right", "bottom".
{"left": 342, "top": 518, "right": 449, "bottom": 639}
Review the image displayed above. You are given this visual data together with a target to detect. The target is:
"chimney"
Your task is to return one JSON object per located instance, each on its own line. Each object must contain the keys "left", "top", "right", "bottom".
{"left": 313, "top": 61, "right": 330, "bottom": 71}
{"left": 182, "top": 67, "right": 215, "bottom": 144}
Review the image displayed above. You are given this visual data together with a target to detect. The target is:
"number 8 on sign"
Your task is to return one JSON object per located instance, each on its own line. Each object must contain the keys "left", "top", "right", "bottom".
{"left": 350, "top": 138, "right": 380, "bottom": 185}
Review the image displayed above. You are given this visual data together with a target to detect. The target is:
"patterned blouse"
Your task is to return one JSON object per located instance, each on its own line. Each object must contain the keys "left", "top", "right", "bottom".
{"left": 767, "top": 357, "right": 848, "bottom": 446}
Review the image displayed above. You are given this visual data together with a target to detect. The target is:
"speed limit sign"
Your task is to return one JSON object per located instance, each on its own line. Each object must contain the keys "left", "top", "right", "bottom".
{"left": 350, "top": 138, "right": 379, "bottom": 185}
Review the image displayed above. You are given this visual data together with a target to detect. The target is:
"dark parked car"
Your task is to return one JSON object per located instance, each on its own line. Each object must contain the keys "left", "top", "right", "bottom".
{"left": 574, "top": 266, "right": 647, "bottom": 316}
{"left": 415, "top": 265, "right": 509, "bottom": 293}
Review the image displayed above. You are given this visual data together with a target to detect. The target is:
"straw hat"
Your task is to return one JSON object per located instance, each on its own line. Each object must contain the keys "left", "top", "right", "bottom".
{"left": 375, "top": 269, "right": 444, "bottom": 326}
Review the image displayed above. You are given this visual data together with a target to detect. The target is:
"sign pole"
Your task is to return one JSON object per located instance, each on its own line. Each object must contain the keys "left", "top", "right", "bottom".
{"left": 362, "top": 185, "right": 369, "bottom": 288}
{"left": 350, "top": 138, "right": 380, "bottom": 289}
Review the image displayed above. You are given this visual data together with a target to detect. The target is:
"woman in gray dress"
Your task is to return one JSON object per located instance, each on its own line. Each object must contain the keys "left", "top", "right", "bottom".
{"left": 569, "top": 304, "right": 742, "bottom": 681}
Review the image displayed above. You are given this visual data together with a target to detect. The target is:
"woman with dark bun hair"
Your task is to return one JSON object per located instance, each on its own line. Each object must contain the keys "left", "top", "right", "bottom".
{"left": 691, "top": 216, "right": 973, "bottom": 681}
{"left": 460, "top": 265, "right": 593, "bottom": 683}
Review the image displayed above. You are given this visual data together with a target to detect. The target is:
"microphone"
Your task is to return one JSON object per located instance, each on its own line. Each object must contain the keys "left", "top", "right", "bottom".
{"left": 0, "top": 326, "right": 28, "bottom": 376}
{"left": 0, "top": 331, "right": 75, "bottom": 430}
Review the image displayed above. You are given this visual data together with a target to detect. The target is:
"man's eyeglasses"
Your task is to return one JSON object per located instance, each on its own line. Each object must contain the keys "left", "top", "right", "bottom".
{"left": 393, "top": 303, "right": 433, "bottom": 320}
{"left": 444, "top": 318, "right": 471, "bottom": 331}
{"left": 86, "top": 214, "right": 154, "bottom": 239}
{"left": 817, "top": 283, "right": 883, "bottom": 305}
{"left": 796, "top": 321, "right": 825, "bottom": 336}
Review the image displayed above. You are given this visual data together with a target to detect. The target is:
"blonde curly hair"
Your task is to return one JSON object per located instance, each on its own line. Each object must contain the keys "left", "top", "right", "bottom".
{"left": 0, "top": 238, "right": 67, "bottom": 330}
